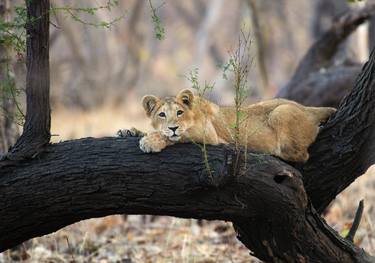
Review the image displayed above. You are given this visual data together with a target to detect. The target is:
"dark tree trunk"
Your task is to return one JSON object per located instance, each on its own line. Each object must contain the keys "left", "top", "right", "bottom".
{"left": 2, "top": 0, "right": 50, "bottom": 162}
{"left": 301, "top": 50, "right": 375, "bottom": 213}
{"left": 0, "top": 138, "right": 373, "bottom": 263}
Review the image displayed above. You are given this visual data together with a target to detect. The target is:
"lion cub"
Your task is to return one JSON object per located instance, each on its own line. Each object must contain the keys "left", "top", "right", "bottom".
{"left": 120, "top": 89, "right": 335, "bottom": 162}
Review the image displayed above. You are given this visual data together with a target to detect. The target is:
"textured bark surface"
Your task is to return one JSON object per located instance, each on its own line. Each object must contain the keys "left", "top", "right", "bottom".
{"left": 301, "top": 49, "right": 375, "bottom": 213}
{"left": 1, "top": 138, "right": 374, "bottom": 262}
{"left": 2, "top": 0, "right": 50, "bottom": 162}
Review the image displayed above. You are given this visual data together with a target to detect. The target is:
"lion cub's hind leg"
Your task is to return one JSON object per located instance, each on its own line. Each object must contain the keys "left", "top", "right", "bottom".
{"left": 268, "top": 104, "right": 318, "bottom": 163}
{"left": 117, "top": 127, "right": 146, "bottom": 138}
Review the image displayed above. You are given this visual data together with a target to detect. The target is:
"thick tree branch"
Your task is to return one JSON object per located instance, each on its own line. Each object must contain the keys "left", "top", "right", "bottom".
{"left": 280, "top": 65, "right": 360, "bottom": 107}
{"left": 301, "top": 49, "right": 375, "bottom": 213}
{"left": 0, "top": 137, "right": 373, "bottom": 262}
{"left": 274, "top": 5, "right": 375, "bottom": 213}
{"left": 278, "top": 5, "right": 375, "bottom": 101}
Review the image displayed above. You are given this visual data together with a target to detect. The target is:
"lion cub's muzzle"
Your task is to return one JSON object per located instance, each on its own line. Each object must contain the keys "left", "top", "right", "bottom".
{"left": 163, "top": 126, "right": 183, "bottom": 141}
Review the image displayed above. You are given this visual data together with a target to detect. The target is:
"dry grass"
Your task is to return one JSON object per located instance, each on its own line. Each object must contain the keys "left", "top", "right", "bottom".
{"left": 2, "top": 217, "right": 257, "bottom": 263}
{"left": 2, "top": 103, "right": 374, "bottom": 262}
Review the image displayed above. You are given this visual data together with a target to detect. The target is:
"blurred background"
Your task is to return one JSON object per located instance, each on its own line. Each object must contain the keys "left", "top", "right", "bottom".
{"left": 1, "top": 0, "right": 375, "bottom": 262}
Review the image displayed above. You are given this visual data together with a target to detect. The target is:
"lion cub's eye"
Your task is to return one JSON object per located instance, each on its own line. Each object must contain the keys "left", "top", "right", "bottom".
{"left": 159, "top": 112, "right": 166, "bottom": 118}
{"left": 177, "top": 110, "right": 184, "bottom": 116}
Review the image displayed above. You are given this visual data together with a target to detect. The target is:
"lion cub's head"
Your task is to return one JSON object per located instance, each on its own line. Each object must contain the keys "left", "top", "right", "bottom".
{"left": 142, "top": 89, "right": 195, "bottom": 142}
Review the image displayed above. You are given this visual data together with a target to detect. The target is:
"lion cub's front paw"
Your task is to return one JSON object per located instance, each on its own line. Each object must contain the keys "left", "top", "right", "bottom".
{"left": 139, "top": 133, "right": 169, "bottom": 153}
{"left": 117, "top": 127, "right": 145, "bottom": 138}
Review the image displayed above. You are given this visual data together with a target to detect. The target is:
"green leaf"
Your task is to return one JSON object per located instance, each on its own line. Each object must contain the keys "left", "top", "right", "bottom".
{"left": 100, "top": 21, "right": 109, "bottom": 28}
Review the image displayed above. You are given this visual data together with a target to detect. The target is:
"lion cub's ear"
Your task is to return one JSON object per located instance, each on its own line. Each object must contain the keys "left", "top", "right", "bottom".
{"left": 142, "top": 95, "right": 160, "bottom": 117}
{"left": 177, "top": 89, "right": 194, "bottom": 108}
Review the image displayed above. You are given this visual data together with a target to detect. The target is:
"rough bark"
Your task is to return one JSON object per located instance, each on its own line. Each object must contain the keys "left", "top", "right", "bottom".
{"left": 1, "top": 0, "right": 51, "bottom": 162}
{"left": 0, "top": 137, "right": 373, "bottom": 262}
{"left": 278, "top": 5, "right": 375, "bottom": 105}
{"left": 300, "top": 49, "right": 375, "bottom": 213}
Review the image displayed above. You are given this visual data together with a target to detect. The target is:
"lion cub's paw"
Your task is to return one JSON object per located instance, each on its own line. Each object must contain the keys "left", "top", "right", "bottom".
{"left": 139, "top": 133, "right": 168, "bottom": 153}
{"left": 117, "top": 127, "right": 145, "bottom": 138}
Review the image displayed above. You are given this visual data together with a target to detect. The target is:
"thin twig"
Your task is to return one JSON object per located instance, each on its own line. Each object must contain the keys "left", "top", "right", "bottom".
{"left": 346, "top": 199, "right": 364, "bottom": 243}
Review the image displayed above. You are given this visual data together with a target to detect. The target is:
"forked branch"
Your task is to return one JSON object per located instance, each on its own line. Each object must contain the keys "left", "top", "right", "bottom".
{"left": 0, "top": 138, "right": 373, "bottom": 262}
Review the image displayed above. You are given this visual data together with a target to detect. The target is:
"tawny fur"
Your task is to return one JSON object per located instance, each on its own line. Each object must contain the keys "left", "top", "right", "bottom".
{"left": 122, "top": 89, "right": 336, "bottom": 162}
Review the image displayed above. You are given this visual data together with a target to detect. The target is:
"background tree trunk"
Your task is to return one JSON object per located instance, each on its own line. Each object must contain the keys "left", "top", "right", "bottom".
{"left": 277, "top": 5, "right": 375, "bottom": 107}
{"left": 245, "top": 0, "right": 269, "bottom": 96}
{"left": 311, "top": 0, "right": 349, "bottom": 39}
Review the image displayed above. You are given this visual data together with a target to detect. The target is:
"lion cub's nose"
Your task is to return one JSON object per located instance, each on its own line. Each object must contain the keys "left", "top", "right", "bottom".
{"left": 169, "top": 126, "right": 179, "bottom": 132}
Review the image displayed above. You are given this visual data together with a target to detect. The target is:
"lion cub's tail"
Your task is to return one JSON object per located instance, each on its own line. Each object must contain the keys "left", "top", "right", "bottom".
{"left": 306, "top": 107, "right": 336, "bottom": 124}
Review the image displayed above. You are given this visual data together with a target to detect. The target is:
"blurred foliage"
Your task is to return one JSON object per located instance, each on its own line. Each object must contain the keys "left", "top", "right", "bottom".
{"left": 0, "top": 0, "right": 127, "bottom": 58}
{"left": 51, "top": 0, "right": 126, "bottom": 28}
{"left": 187, "top": 68, "right": 214, "bottom": 97}
{"left": 148, "top": 0, "right": 165, "bottom": 40}
{"left": 0, "top": 4, "right": 27, "bottom": 55}
{"left": 0, "top": 65, "right": 24, "bottom": 125}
